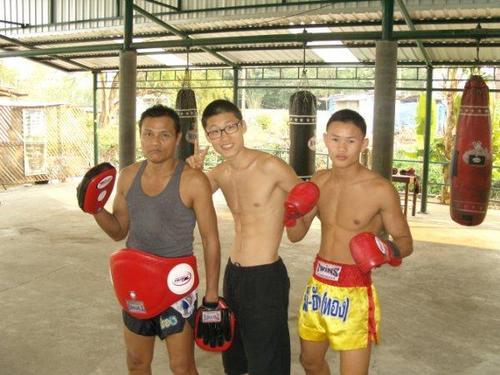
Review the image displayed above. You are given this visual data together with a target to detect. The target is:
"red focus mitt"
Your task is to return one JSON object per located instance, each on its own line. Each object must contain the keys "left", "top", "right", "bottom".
{"left": 194, "top": 297, "right": 236, "bottom": 352}
{"left": 77, "top": 162, "right": 116, "bottom": 214}
{"left": 284, "top": 181, "right": 320, "bottom": 227}
{"left": 349, "top": 232, "right": 402, "bottom": 274}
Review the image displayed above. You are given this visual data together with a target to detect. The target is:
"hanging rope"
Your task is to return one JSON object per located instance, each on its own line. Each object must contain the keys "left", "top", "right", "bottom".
{"left": 473, "top": 23, "right": 482, "bottom": 75}
{"left": 182, "top": 47, "right": 191, "bottom": 89}
{"left": 176, "top": 46, "right": 198, "bottom": 160}
{"left": 299, "top": 29, "right": 309, "bottom": 89}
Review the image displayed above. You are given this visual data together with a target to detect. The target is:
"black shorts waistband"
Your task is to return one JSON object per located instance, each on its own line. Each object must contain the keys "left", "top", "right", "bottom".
{"left": 226, "top": 257, "right": 285, "bottom": 273}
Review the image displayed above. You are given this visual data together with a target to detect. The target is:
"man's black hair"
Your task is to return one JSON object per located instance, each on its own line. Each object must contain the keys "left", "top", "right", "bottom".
{"left": 139, "top": 104, "right": 180, "bottom": 133}
{"left": 201, "top": 99, "right": 242, "bottom": 129}
{"left": 326, "top": 109, "right": 367, "bottom": 136}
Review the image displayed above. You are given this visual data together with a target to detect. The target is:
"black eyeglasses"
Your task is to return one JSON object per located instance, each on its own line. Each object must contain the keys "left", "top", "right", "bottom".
{"left": 206, "top": 121, "right": 241, "bottom": 140}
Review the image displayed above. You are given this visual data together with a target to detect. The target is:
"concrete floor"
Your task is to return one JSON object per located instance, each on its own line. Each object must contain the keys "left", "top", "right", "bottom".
{"left": 0, "top": 180, "right": 499, "bottom": 375}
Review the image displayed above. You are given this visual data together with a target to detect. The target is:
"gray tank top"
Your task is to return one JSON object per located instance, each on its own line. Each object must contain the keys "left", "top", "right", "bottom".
{"left": 126, "top": 160, "right": 195, "bottom": 257}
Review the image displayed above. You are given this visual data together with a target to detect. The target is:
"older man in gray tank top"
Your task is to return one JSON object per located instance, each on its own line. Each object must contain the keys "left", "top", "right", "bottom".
{"left": 90, "top": 105, "right": 221, "bottom": 375}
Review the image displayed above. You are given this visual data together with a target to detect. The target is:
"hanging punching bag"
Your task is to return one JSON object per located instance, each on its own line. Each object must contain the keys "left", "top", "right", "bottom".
{"left": 175, "top": 87, "right": 198, "bottom": 161}
{"left": 289, "top": 90, "right": 316, "bottom": 178}
{"left": 450, "top": 75, "right": 492, "bottom": 226}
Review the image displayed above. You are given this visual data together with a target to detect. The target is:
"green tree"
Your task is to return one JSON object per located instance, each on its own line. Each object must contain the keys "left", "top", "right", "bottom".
{"left": 415, "top": 92, "right": 437, "bottom": 155}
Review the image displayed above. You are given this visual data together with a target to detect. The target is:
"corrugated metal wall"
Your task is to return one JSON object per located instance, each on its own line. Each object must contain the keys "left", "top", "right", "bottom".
{"left": 0, "top": 0, "right": 376, "bottom": 34}
{"left": 0, "top": 104, "right": 93, "bottom": 185}
{"left": 0, "top": 0, "right": 121, "bottom": 33}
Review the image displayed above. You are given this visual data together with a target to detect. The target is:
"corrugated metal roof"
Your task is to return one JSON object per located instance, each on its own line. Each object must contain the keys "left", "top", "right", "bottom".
{"left": 0, "top": 0, "right": 498, "bottom": 71}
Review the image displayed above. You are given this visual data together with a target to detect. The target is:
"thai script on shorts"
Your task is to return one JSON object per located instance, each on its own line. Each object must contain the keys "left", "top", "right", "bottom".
{"left": 302, "top": 286, "right": 350, "bottom": 322}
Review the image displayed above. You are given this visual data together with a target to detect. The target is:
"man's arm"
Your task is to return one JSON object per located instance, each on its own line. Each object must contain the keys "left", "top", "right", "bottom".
{"left": 285, "top": 172, "right": 321, "bottom": 243}
{"left": 186, "top": 169, "right": 221, "bottom": 303}
{"left": 262, "top": 156, "right": 319, "bottom": 242}
{"left": 379, "top": 181, "right": 413, "bottom": 258}
{"left": 186, "top": 139, "right": 220, "bottom": 193}
{"left": 92, "top": 169, "right": 130, "bottom": 241}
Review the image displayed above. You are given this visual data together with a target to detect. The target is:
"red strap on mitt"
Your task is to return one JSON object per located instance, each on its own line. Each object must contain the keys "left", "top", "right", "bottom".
{"left": 195, "top": 297, "right": 236, "bottom": 352}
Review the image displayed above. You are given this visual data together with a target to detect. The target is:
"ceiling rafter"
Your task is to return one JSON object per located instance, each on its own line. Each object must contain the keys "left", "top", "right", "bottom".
{"left": 0, "top": 0, "right": 498, "bottom": 71}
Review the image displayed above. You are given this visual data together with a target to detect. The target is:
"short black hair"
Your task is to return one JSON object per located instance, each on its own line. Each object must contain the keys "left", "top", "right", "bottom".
{"left": 326, "top": 109, "right": 367, "bottom": 137}
{"left": 138, "top": 104, "right": 180, "bottom": 134}
{"left": 201, "top": 99, "right": 242, "bottom": 129}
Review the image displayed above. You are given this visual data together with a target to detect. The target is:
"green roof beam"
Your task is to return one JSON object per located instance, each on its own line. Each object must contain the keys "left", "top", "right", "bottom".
{"left": 1, "top": 28, "right": 500, "bottom": 59}
{"left": 132, "top": 3, "right": 236, "bottom": 67}
{"left": 397, "top": 0, "right": 432, "bottom": 67}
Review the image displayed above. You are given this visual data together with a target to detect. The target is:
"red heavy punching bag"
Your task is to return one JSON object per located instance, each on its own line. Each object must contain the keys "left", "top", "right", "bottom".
{"left": 450, "top": 75, "right": 492, "bottom": 226}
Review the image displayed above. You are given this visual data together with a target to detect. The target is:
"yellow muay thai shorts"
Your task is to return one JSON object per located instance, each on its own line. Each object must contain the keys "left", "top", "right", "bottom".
{"left": 298, "top": 255, "right": 380, "bottom": 351}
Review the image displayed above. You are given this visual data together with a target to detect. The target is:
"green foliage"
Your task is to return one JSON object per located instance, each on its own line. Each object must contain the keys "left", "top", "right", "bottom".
{"left": 261, "top": 88, "right": 295, "bottom": 109}
{"left": 0, "top": 59, "right": 92, "bottom": 106}
{"left": 429, "top": 137, "right": 446, "bottom": 162}
{"left": 97, "top": 123, "right": 119, "bottom": 164}
{"left": 256, "top": 113, "right": 272, "bottom": 131}
{"left": 414, "top": 92, "right": 437, "bottom": 152}
{"left": 490, "top": 93, "right": 500, "bottom": 170}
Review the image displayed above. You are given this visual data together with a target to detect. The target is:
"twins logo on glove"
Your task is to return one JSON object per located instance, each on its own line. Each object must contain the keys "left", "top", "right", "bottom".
{"left": 194, "top": 297, "right": 236, "bottom": 352}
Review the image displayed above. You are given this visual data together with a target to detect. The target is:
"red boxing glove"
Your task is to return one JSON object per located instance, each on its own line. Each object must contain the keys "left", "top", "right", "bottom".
{"left": 284, "top": 181, "right": 320, "bottom": 227}
{"left": 349, "top": 232, "right": 402, "bottom": 273}
{"left": 77, "top": 162, "right": 116, "bottom": 214}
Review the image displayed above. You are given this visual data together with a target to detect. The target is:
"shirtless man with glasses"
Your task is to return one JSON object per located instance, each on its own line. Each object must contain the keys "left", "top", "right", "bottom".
{"left": 187, "top": 99, "right": 318, "bottom": 375}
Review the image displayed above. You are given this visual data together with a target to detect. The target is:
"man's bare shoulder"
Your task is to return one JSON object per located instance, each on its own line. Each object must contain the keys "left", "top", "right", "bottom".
{"left": 311, "top": 169, "right": 331, "bottom": 185}
{"left": 182, "top": 164, "right": 210, "bottom": 185}
{"left": 209, "top": 159, "right": 228, "bottom": 178}
{"left": 116, "top": 161, "right": 142, "bottom": 194}
{"left": 118, "top": 161, "right": 142, "bottom": 181}
{"left": 121, "top": 160, "right": 142, "bottom": 171}
{"left": 259, "top": 151, "right": 291, "bottom": 172}
{"left": 356, "top": 168, "right": 396, "bottom": 194}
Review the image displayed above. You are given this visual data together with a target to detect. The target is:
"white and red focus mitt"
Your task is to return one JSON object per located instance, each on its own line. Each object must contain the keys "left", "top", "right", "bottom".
{"left": 77, "top": 162, "right": 116, "bottom": 214}
{"left": 194, "top": 297, "right": 236, "bottom": 352}
{"left": 349, "top": 232, "right": 402, "bottom": 274}
{"left": 284, "top": 181, "right": 320, "bottom": 227}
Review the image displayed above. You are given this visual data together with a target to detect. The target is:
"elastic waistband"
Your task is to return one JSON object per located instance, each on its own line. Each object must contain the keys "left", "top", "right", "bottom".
{"left": 312, "top": 255, "right": 371, "bottom": 287}
{"left": 226, "top": 257, "right": 285, "bottom": 273}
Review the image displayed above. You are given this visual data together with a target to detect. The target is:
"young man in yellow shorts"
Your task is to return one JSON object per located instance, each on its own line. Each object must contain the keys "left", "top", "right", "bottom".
{"left": 287, "top": 109, "right": 413, "bottom": 374}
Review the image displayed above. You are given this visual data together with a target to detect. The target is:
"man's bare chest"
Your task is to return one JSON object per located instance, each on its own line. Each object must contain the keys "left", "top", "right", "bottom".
{"left": 218, "top": 174, "right": 280, "bottom": 213}
{"left": 319, "top": 185, "right": 380, "bottom": 230}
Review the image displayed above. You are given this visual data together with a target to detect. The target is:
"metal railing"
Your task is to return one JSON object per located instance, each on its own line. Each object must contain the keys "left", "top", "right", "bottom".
{"left": 203, "top": 148, "right": 500, "bottom": 205}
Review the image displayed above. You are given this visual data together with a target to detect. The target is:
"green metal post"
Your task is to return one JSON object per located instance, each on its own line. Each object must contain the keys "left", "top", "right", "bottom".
{"left": 233, "top": 67, "right": 240, "bottom": 106}
{"left": 372, "top": 0, "right": 397, "bottom": 180}
{"left": 124, "top": 0, "right": 133, "bottom": 50}
{"left": 49, "top": 0, "right": 56, "bottom": 24}
{"left": 382, "top": 0, "right": 394, "bottom": 41}
{"left": 93, "top": 71, "right": 99, "bottom": 165}
{"left": 420, "top": 66, "right": 433, "bottom": 213}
